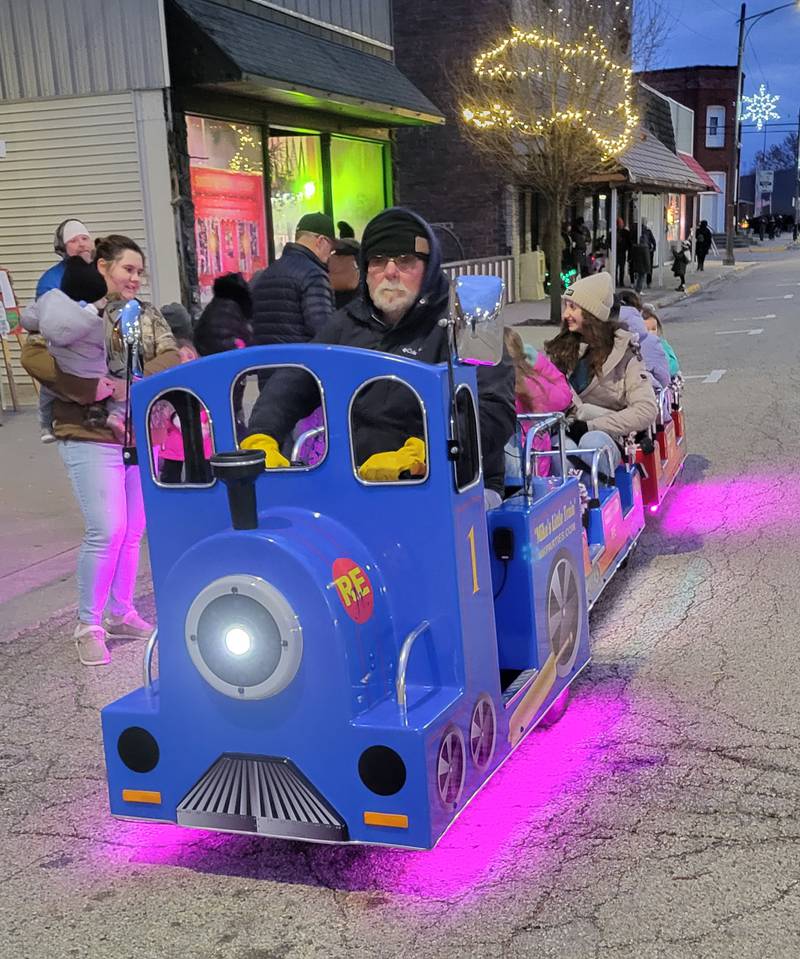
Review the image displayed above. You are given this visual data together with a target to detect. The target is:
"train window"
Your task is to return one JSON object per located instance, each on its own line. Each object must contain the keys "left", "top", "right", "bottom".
{"left": 349, "top": 377, "right": 429, "bottom": 486}
{"left": 453, "top": 385, "right": 481, "bottom": 492}
{"left": 148, "top": 389, "right": 214, "bottom": 488}
{"left": 233, "top": 366, "right": 327, "bottom": 469}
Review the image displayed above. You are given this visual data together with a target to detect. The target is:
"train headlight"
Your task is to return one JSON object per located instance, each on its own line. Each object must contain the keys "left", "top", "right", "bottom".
{"left": 185, "top": 575, "right": 302, "bottom": 700}
{"left": 224, "top": 627, "right": 253, "bottom": 657}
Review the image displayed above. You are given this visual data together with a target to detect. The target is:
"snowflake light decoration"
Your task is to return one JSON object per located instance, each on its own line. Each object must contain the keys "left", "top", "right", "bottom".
{"left": 742, "top": 84, "right": 780, "bottom": 131}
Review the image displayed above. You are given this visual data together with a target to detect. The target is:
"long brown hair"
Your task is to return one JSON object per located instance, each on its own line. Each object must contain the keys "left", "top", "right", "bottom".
{"left": 503, "top": 328, "right": 539, "bottom": 411}
{"left": 545, "top": 307, "right": 620, "bottom": 379}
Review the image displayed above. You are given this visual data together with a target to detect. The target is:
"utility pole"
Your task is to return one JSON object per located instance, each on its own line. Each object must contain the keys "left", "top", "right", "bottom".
{"left": 724, "top": 3, "right": 746, "bottom": 266}
{"left": 795, "top": 107, "right": 800, "bottom": 239}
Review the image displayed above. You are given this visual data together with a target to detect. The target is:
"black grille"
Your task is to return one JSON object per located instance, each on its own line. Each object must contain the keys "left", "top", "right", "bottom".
{"left": 177, "top": 754, "right": 348, "bottom": 842}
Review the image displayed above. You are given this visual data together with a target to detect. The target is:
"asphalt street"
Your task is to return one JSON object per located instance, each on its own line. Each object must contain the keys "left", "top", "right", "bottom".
{"left": 1, "top": 251, "right": 799, "bottom": 959}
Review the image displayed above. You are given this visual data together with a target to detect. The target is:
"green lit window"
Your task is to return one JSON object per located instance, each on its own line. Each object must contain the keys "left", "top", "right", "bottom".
{"left": 269, "top": 134, "right": 324, "bottom": 256}
{"left": 331, "top": 137, "right": 387, "bottom": 240}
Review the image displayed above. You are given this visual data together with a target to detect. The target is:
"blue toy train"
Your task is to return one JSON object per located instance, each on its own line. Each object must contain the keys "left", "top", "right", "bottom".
{"left": 101, "top": 277, "right": 686, "bottom": 850}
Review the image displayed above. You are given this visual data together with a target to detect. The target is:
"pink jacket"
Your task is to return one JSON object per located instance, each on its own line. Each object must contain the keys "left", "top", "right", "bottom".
{"left": 517, "top": 352, "right": 572, "bottom": 476}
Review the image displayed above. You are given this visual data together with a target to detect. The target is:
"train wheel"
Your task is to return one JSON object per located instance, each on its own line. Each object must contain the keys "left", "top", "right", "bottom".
{"left": 547, "top": 551, "right": 582, "bottom": 676}
{"left": 539, "top": 686, "right": 570, "bottom": 728}
{"left": 469, "top": 696, "right": 496, "bottom": 771}
{"left": 436, "top": 727, "right": 466, "bottom": 810}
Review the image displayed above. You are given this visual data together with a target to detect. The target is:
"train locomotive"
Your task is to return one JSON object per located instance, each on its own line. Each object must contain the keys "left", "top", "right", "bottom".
{"left": 101, "top": 276, "right": 685, "bottom": 851}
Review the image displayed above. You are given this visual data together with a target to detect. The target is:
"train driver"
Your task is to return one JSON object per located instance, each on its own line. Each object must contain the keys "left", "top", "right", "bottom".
{"left": 241, "top": 207, "right": 516, "bottom": 508}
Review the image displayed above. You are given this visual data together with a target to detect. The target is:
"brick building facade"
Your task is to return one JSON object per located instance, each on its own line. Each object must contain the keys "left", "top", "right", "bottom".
{"left": 638, "top": 66, "right": 739, "bottom": 234}
{"left": 391, "top": 0, "right": 512, "bottom": 260}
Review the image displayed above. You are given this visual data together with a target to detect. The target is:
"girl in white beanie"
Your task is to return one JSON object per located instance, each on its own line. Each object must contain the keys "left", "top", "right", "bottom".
{"left": 545, "top": 272, "right": 658, "bottom": 473}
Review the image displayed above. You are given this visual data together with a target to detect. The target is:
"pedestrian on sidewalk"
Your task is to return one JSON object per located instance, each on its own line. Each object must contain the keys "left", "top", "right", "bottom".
{"left": 616, "top": 218, "right": 631, "bottom": 288}
{"left": 249, "top": 211, "right": 339, "bottom": 347}
{"left": 671, "top": 241, "right": 690, "bottom": 292}
{"left": 641, "top": 220, "right": 657, "bottom": 287}
{"left": 695, "top": 220, "right": 712, "bottom": 271}
{"left": 629, "top": 238, "right": 651, "bottom": 293}
{"left": 21, "top": 235, "right": 181, "bottom": 667}
{"left": 35, "top": 218, "right": 93, "bottom": 298}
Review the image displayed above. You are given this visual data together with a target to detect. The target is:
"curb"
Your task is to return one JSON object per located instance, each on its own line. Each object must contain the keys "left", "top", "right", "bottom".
{"left": 651, "top": 261, "right": 758, "bottom": 310}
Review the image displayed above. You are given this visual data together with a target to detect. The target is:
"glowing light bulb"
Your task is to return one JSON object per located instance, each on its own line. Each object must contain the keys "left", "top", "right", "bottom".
{"left": 225, "top": 627, "right": 252, "bottom": 656}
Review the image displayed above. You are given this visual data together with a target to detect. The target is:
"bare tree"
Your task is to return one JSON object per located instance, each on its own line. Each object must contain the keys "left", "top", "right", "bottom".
{"left": 456, "top": 1, "right": 638, "bottom": 322}
{"left": 752, "top": 132, "right": 799, "bottom": 172}
{"left": 632, "top": 0, "right": 670, "bottom": 72}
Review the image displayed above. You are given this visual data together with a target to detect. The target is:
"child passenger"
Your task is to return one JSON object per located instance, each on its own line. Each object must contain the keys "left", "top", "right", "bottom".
{"left": 642, "top": 303, "right": 681, "bottom": 377}
{"left": 504, "top": 328, "right": 572, "bottom": 481}
{"left": 545, "top": 272, "right": 658, "bottom": 473}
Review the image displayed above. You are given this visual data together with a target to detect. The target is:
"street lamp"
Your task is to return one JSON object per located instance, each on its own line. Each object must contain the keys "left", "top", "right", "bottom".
{"left": 724, "top": 0, "right": 800, "bottom": 265}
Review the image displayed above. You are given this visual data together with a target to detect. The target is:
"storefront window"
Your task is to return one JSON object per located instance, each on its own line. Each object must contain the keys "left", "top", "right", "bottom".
{"left": 269, "top": 134, "right": 324, "bottom": 256}
{"left": 665, "top": 194, "right": 682, "bottom": 245}
{"left": 187, "top": 116, "right": 268, "bottom": 303}
{"left": 330, "top": 137, "right": 387, "bottom": 240}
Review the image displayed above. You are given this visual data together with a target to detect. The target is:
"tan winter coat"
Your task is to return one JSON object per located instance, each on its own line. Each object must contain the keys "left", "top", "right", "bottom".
{"left": 572, "top": 329, "right": 658, "bottom": 439}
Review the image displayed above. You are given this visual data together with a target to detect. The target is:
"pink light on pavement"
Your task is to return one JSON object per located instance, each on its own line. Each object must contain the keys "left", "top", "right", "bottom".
{"left": 660, "top": 471, "right": 800, "bottom": 539}
{"left": 94, "top": 688, "right": 634, "bottom": 902}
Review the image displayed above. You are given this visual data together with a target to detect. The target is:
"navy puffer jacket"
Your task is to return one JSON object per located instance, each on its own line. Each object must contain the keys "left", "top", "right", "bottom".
{"left": 250, "top": 242, "right": 334, "bottom": 345}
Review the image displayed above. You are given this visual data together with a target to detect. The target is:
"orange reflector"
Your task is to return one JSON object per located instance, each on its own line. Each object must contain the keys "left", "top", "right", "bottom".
{"left": 122, "top": 789, "right": 162, "bottom": 805}
{"left": 363, "top": 811, "right": 408, "bottom": 829}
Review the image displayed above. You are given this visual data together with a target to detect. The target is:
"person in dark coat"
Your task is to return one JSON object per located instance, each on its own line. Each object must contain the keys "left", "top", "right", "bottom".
{"left": 629, "top": 239, "right": 652, "bottom": 293}
{"left": 329, "top": 221, "right": 361, "bottom": 310}
{"left": 616, "top": 217, "right": 631, "bottom": 287}
{"left": 249, "top": 211, "right": 338, "bottom": 346}
{"left": 695, "top": 220, "right": 713, "bottom": 271}
{"left": 193, "top": 273, "right": 253, "bottom": 356}
{"left": 242, "top": 207, "right": 516, "bottom": 506}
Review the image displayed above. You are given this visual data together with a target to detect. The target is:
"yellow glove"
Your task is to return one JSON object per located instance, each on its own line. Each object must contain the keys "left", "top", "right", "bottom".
{"left": 241, "top": 433, "right": 290, "bottom": 469}
{"left": 359, "top": 437, "right": 426, "bottom": 482}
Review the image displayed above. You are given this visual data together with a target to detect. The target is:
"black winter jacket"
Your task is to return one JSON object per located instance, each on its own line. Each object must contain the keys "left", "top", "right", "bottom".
{"left": 246, "top": 209, "right": 516, "bottom": 495}
{"left": 250, "top": 243, "right": 334, "bottom": 344}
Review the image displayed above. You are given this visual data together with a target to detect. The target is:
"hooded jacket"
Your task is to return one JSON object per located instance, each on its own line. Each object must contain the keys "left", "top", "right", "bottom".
{"left": 572, "top": 329, "right": 658, "bottom": 439}
{"left": 21, "top": 299, "right": 180, "bottom": 444}
{"left": 247, "top": 208, "right": 516, "bottom": 495}
{"left": 618, "top": 305, "right": 670, "bottom": 389}
{"left": 22, "top": 289, "right": 106, "bottom": 379}
{"left": 250, "top": 242, "right": 334, "bottom": 345}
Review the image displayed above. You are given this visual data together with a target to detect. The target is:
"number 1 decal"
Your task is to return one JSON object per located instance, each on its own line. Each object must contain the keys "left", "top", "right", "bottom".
{"left": 467, "top": 526, "right": 479, "bottom": 594}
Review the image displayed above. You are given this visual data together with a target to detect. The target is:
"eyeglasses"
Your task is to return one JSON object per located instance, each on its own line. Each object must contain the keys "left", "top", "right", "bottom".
{"left": 366, "top": 254, "right": 427, "bottom": 274}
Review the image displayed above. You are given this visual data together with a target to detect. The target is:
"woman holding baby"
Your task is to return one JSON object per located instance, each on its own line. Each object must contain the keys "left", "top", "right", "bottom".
{"left": 22, "top": 235, "right": 180, "bottom": 666}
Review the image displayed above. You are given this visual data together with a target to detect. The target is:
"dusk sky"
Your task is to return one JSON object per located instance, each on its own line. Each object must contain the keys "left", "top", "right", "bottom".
{"left": 652, "top": 0, "right": 799, "bottom": 170}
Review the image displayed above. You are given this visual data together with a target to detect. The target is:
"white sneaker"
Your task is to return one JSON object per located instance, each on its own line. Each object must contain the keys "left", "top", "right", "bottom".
{"left": 40, "top": 430, "right": 57, "bottom": 444}
{"left": 103, "top": 610, "right": 154, "bottom": 641}
{"left": 74, "top": 623, "right": 110, "bottom": 666}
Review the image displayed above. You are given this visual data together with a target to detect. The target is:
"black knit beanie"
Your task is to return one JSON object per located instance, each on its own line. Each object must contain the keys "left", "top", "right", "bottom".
{"left": 361, "top": 209, "right": 431, "bottom": 262}
{"left": 60, "top": 256, "right": 107, "bottom": 304}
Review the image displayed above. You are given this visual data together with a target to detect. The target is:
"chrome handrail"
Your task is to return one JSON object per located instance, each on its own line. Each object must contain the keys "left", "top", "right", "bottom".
{"left": 291, "top": 426, "right": 325, "bottom": 463}
{"left": 143, "top": 628, "right": 158, "bottom": 694}
{"left": 519, "top": 413, "right": 567, "bottom": 497}
{"left": 396, "top": 620, "right": 430, "bottom": 726}
{"left": 576, "top": 446, "right": 617, "bottom": 500}
{"left": 655, "top": 388, "right": 672, "bottom": 427}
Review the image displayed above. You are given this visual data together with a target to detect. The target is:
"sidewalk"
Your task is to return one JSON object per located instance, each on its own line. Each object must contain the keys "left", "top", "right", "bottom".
{"left": 0, "top": 408, "right": 151, "bottom": 635}
{"left": 501, "top": 257, "right": 757, "bottom": 327}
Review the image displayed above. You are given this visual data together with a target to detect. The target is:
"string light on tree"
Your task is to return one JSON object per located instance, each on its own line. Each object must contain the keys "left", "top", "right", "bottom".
{"left": 741, "top": 84, "right": 780, "bottom": 132}
{"left": 461, "top": 25, "right": 638, "bottom": 158}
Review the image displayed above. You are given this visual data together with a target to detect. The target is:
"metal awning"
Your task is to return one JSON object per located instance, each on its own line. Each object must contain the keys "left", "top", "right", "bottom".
{"left": 171, "top": 0, "right": 444, "bottom": 126}
{"left": 678, "top": 152, "right": 721, "bottom": 192}
{"left": 617, "top": 129, "right": 708, "bottom": 193}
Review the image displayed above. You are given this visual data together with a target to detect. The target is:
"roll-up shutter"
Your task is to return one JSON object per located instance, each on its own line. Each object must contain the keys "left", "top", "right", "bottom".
{"left": 0, "top": 92, "right": 149, "bottom": 304}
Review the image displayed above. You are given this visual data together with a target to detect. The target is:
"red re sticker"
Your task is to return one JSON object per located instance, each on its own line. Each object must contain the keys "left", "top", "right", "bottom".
{"left": 332, "top": 558, "right": 374, "bottom": 624}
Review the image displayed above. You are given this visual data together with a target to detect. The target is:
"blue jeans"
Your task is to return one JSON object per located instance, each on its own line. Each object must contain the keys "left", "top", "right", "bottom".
{"left": 58, "top": 440, "right": 146, "bottom": 625}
